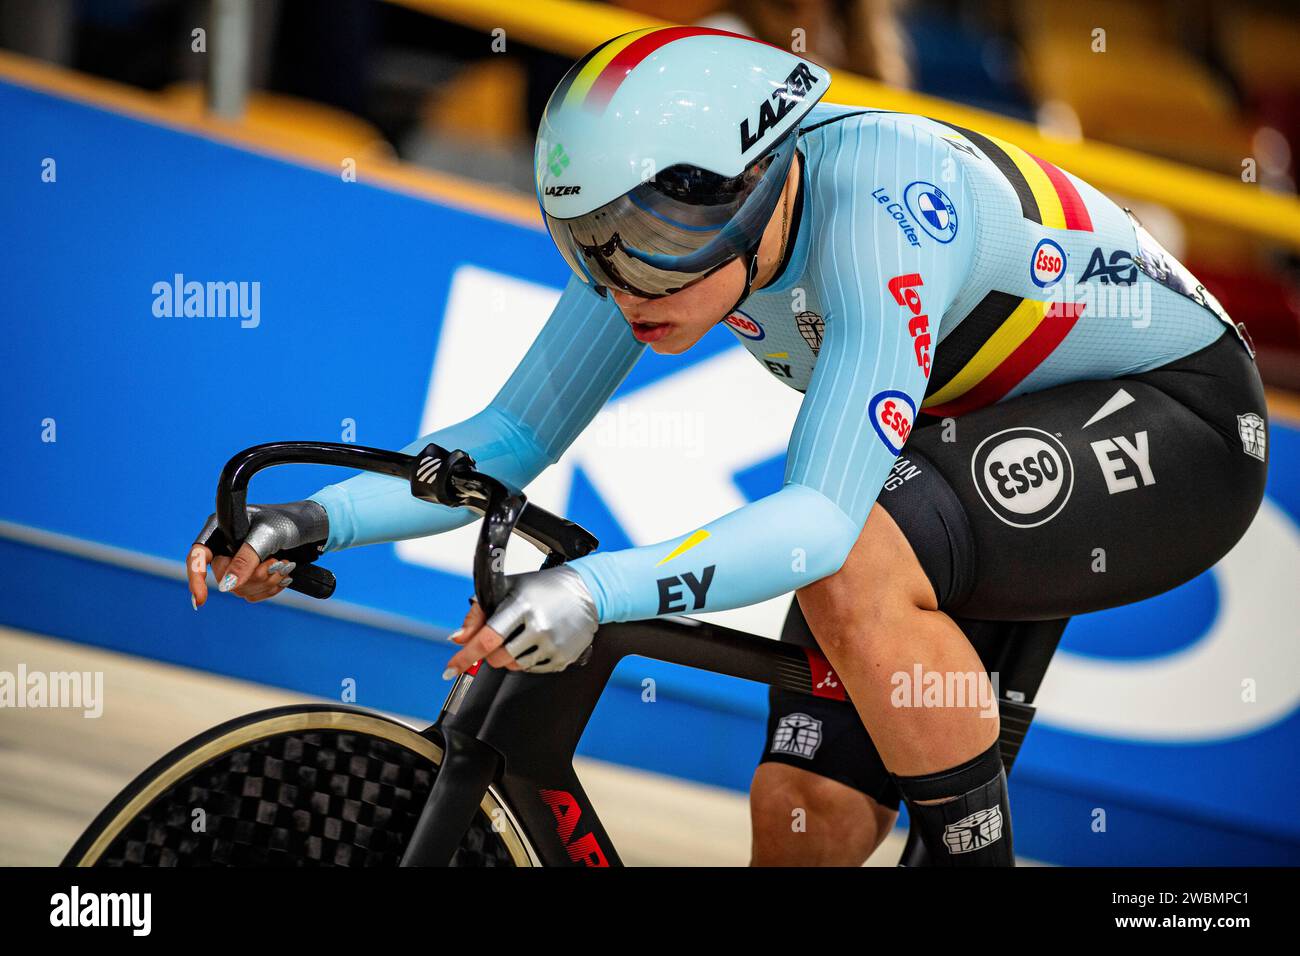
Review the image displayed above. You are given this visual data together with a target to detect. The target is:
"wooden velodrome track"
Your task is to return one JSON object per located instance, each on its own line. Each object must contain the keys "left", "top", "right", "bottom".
{"left": 0, "top": 625, "right": 914, "bottom": 867}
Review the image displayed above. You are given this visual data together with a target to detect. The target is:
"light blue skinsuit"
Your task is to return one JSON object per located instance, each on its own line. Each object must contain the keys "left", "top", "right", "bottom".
{"left": 308, "top": 105, "right": 1227, "bottom": 623}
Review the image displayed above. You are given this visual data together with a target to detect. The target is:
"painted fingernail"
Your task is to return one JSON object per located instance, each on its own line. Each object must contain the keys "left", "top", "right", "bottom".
{"left": 218, "top": 573, "right": 237, "bottom": 592}
{"left": 448, "top": 628, "right": 463, "bottom": 642}
{"left": 441, "top": 667, "right": 458, "bottom": 681}
{"left": 282, "top": 577, "right": 293, "bottom": 587}
{"left": 268, "top": 561, "right": 285, "bottom": 575}
{"left": 191, "top": 594, "right": 198, "bottom": 611}
{"left": 280, "top": 562, "right": 296, "bottom": 575}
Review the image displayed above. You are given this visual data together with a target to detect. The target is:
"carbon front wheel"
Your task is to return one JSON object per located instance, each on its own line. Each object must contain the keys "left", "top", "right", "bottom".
{"left": 62, "top": 704, "right": 536, "bottom": 867}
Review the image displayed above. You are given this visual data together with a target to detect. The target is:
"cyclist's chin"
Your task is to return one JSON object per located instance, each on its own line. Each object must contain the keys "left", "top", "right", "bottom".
{"left": 614, "top": 261, "right": 743, "bottom": 353}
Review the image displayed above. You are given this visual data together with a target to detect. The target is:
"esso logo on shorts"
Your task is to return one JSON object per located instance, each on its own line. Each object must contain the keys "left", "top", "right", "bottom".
{"left": 970, "top": 427, "right": 1074, "bottom": 527}
{"left": 869, "top": 390, "right": 916, "bottom": 455}
{"left": 1030, "top": 238, "right": 1067, "bottom": 288}
{"left": 903, "top": 181, "right": 958, "bottom": 244}
{"left": 724, "top": 311, "right": 764, "bottom": 340}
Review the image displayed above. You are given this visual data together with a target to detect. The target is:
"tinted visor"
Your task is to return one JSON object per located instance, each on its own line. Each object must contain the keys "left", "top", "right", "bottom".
{"left": 544, "top": 131, "right": 797, "bottom": 298}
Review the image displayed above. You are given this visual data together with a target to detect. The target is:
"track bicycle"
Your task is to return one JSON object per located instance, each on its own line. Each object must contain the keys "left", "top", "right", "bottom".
{"left": 64, "top": 440, "right": 1064, "bottom": 867}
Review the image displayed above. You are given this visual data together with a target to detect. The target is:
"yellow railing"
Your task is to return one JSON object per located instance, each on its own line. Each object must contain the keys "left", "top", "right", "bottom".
{"left": 392, "top": 0, "right": 1300, "bottom": 252}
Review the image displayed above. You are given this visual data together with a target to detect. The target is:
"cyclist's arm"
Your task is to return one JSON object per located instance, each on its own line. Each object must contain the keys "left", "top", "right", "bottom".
{"left": 569, "top": 122, "right": 973, "bottom": 621}
{"left": 309, "top": 276, "right": 640, "bottom": 551}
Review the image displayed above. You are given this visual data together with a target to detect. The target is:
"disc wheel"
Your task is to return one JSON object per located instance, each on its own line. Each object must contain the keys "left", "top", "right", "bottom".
{"left": 62, "top": 705, "right": 534, "bottom": 867}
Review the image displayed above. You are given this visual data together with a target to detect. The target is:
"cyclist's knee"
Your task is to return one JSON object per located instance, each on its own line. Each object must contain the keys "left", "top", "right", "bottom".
{"left": 750, "top": 763, "right": 896, "bottom": 866}
{"left": 796, "top": 505, "right": 935, "bottom": 654}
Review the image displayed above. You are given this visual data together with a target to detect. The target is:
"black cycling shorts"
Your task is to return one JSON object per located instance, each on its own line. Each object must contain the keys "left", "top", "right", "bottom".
{"left": 760, "top": 331, "right": 1268, "bottom": 805}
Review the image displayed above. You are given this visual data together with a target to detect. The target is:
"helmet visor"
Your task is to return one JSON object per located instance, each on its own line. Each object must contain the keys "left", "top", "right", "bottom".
{"left": 544, "top": 131, "right": 797, "bottom": 299}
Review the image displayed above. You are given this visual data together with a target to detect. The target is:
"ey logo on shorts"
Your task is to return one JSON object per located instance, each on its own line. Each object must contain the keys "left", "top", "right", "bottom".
{"left": 971, "top": 427, "right": 1074, "bottom": 528}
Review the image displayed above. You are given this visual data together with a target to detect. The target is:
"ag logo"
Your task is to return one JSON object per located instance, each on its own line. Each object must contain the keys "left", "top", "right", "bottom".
{"left": 903, "top": 181, "right": 958, "bottom": 244}
{"left": 724, "top": 310, "right": 765, "bottom": 340}
{"left": 971, "top": 427, "right": 1074, "bottom": 527}
{"left": 1080, "top": 247, "right": 1137, "bottom": 285}
{"left": 1030, "top": 238, "right": 1067, "bottom": 288}
{"left": 869, "top": 390, "right": 916, "bottom": 455}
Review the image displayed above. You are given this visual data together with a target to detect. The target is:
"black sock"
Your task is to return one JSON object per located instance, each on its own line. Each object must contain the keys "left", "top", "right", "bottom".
{"left": 893, "top": 741, "right": 1014, "bottom": 867}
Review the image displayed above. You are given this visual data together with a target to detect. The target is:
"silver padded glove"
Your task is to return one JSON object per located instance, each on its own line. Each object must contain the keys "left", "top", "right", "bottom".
{"left": 487, "top": 565, "right": 599, "bottom": 673}
{"left": 194, "top": 500, "right": 329, "bottom": 560}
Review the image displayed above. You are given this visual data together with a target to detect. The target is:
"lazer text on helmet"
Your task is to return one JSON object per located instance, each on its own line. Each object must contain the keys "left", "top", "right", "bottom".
{"left": 739, "top": 62, "right": 820, "bottom": 153}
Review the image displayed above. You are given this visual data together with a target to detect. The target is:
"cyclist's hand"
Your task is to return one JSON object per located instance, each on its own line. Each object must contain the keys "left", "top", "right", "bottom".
{"left": 187, "top": 501, "right": 328, "bottom": 608}
{"left": 444, "top": 566, "right": 598, "bottom": 676}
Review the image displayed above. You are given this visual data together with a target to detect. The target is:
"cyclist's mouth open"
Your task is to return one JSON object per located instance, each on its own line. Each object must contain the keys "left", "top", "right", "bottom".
{"left": 630, "top": 320, "right": 672, "bottom": 344}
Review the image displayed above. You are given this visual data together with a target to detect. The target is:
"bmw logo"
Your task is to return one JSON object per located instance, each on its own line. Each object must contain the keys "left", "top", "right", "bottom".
{"left": 904, "top": 181, "right": 958, "bottom": 244}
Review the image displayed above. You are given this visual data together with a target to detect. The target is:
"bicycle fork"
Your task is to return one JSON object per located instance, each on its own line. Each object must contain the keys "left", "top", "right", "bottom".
{"left": 400, "top": 724, "right": 502, "bottom": 867}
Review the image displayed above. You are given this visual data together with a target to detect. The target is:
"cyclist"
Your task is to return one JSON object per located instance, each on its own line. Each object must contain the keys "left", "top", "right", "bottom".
{"left": 188, "top": 28, "right": 1268, "bottom": 867}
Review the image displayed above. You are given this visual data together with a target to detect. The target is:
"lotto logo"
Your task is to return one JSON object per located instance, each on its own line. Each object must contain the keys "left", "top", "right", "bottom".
{"left": 869, "top": 390, "right": 916, "bottom": 455}
{"left": 971, "top": 427, "right": 1074, "bottom": 528}
{"left": 1031, "top": 238, "right": 1067, "bottom": 288}
{"left": 886, "top": 273, "right": 932, "bottom": 377}
{"left": 724, "top": 311, "right": 765, "bottom": 340}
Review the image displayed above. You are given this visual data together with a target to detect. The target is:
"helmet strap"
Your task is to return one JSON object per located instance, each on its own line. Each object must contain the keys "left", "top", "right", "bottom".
{"left": 722, "top": 154, "right": 794, "bottom": 319}
{"left": 722, "top": 250, "right": 761, "bottom": 319}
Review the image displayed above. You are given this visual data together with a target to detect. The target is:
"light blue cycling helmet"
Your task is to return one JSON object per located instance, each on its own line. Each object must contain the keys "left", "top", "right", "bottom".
{"left": 536, "top": 26, "right": 831, "bottom": 299}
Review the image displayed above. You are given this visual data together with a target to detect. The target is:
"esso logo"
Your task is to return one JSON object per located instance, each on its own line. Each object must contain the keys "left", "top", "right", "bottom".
{"left": 1031, "top": 238, "right": 1067, "bottom": 288}
{"left": 869, "top": 390, "right": 916, "bottom": 455}
{"left": 971, "top": 427, "right": 1074, "bottom": 527}
{"left": 724, "top": 311, "right": 764, "bottom": 340}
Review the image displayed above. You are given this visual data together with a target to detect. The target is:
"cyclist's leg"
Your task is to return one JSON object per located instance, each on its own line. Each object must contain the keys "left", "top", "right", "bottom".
{"left": 751, "top": 600, "right": 899, "bottom": 866}
{"left": 795, "top": 330, "right": 1268, "bottom": 864}
{"left": 792, "top": 502, "right": 1012, "bottom": 864}
{"left": 749, "top": 765, "right": 896, "bottom": 866}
